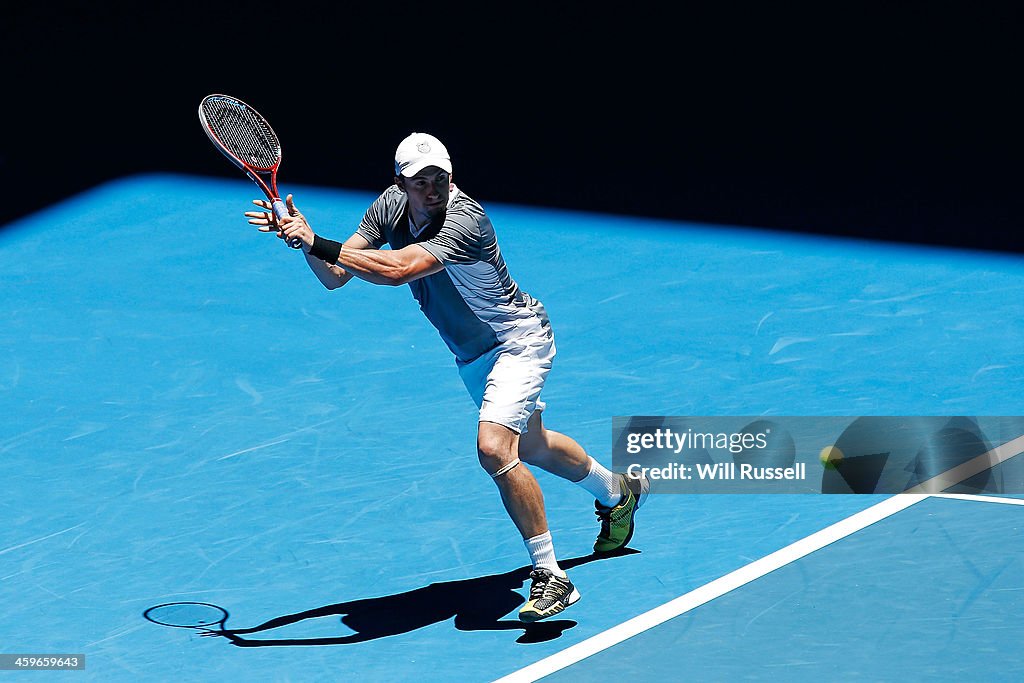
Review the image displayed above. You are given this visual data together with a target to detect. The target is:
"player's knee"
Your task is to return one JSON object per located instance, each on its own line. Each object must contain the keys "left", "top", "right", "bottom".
{"left": 477, "top": 445, "right": 507, "bottom": 472}
{"left": 477, "top": 436, "right": 515, "bottom": 474}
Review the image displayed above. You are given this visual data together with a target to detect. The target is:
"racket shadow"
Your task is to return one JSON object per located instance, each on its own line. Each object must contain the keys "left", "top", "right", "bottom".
{"left": 199, "top": 550, "right": 639, "bottom": 647}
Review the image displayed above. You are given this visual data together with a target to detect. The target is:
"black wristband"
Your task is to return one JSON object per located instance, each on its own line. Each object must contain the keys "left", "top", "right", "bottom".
{"left": 309, "top": 234, "right": 343, "bottom": 263}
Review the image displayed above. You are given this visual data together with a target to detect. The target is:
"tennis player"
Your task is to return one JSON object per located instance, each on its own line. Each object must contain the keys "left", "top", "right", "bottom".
{"left": 245, "top": 133, "right": 649, "bottom": 622}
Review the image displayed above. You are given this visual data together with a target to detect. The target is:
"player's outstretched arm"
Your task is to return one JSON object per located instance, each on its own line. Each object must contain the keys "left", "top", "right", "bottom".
{"left": 248, "top": 194, "right": 443, "bottom": 287}
{"left": 332, "top": 243, "right": 443, "bottom": 286}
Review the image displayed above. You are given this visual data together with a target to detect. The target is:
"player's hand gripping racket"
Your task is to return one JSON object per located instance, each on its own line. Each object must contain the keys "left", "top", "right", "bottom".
{"left": 198, "top": 94, "right": 302, "bottom": 249}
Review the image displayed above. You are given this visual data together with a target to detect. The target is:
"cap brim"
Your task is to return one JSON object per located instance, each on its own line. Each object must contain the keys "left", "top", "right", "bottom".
{"left": 400, "top": 157, "right": 453, "bottom": 177}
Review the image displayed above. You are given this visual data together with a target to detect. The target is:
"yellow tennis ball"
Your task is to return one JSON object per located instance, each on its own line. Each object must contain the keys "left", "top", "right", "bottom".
{"left": 819, "top": 445, "right": 844, "bottom": 469}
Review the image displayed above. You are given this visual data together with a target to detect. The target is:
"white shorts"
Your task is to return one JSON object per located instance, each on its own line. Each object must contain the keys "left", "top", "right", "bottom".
{"left": 456, "top": 332, "right": 555, "bottom": 435}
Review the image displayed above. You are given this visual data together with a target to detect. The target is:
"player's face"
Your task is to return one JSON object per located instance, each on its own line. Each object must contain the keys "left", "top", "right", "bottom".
{"left": 402, "top": 166, "right": 452, "bottom": 223}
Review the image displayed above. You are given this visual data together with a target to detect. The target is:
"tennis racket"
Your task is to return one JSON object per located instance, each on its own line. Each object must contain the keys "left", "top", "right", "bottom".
{"left": 198, "top": 94, "right": 302, "bottom": 249}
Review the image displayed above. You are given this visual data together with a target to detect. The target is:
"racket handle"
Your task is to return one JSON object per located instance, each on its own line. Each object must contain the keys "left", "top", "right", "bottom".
{"left": 271, "top": 198, "right": 303, "bottom": 250}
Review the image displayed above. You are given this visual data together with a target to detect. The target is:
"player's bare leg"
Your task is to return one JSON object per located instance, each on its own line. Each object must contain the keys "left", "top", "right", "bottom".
{"left": 517, "top": 411, "right": 590, "bottom": 480}
{"left": 478, "top": 421, "right": 548, "bottom": 539}
{"left": 518, "top": 411, "right": 650, "bottom": 553}
{"left": 477, "top": 420, "right": 580, "bottom": 621}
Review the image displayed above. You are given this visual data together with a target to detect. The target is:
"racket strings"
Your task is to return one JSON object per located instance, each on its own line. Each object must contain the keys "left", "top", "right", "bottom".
{"left": 202, "top": 98, "right": 280, "bottom": 169}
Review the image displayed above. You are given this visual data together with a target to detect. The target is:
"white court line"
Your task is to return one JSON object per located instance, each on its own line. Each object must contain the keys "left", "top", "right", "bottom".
{"left": 494, "top": 432, "right": 1024, "bottom": 683}
{"left": 932, "top": 493, "right": 1024, "bottom": 506}
{"left": 493, "top": 494, "right": 927, "bottom": 683}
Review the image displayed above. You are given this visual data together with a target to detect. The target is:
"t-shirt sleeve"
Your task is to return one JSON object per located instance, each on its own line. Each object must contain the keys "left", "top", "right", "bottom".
{"left": 418, "top": 211, "right": 484, "bottom": 265}
{"left": 356, "top": 192, "right": 393, "bottom": 249}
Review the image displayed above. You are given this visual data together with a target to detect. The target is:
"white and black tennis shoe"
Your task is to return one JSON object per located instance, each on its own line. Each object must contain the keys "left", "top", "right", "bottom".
{"left": 518, "top": 569, "right": 581, "bottom": 622}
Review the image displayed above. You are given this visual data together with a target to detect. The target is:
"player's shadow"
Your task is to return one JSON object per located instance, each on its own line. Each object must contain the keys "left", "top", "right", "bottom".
{"left": 203, "top": 550, "right": 637, "bottom": 647}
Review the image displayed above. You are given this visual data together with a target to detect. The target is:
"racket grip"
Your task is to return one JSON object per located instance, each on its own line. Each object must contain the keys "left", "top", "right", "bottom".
{"left": 271, "top": 199, "right": 304, "bottom": 250}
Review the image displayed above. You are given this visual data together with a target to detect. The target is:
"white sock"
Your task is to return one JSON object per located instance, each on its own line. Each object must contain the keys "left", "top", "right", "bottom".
{"left": 575, "top": 457, "right": 622, "bottom": 507}
{"left": 524, "top": 531, "right": 566, "bottom": 577}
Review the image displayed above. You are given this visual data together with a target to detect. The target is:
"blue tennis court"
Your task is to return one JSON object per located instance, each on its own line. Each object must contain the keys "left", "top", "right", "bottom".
{"left": 1, "top": 174, "right": 1022, "bottom": 680}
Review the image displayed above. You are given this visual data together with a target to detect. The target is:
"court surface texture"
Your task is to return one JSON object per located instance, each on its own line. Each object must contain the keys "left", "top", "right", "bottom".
{"left": 1, "top": 174, "right": 1022, "bottom": 681}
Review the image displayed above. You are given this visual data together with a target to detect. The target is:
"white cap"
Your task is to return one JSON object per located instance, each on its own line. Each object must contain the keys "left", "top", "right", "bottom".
{"left": 394, "top": 132, "right": 452, "bottom": 177}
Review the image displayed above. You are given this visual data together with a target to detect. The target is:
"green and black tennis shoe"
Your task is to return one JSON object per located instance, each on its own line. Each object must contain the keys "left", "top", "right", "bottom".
{"left": 593, "top": 472, "right": 650, "bottom": 553}
{"left": 518, "top": 568, "right": 581, "bottom": 622}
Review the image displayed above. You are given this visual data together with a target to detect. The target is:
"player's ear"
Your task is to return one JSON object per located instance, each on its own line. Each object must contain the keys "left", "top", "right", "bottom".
{"left": 395, "top": 176, "right": 405, "bottom": 192}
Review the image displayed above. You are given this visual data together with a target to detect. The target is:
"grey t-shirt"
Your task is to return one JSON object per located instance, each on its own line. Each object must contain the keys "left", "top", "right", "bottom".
{"left": 356, "top": 185, "right": 550, "bottom": 363}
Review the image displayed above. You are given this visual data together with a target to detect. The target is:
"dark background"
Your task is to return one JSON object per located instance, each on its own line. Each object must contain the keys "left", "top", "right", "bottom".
{"left": 4, "top": 3, "right": 1019, "bottom": 252}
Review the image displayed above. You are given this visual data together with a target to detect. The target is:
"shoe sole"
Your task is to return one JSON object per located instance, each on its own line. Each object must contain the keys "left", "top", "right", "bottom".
{"left": 518, "top": 587, "right": 582, "bottom": 623}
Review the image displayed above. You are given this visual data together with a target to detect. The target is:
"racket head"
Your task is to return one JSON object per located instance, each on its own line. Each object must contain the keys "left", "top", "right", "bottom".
{"left": 144, "top": 602, "right": 229, "bottom": 629}
{"left": 198, "top": 94, "right": 282, "bottom": 174}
